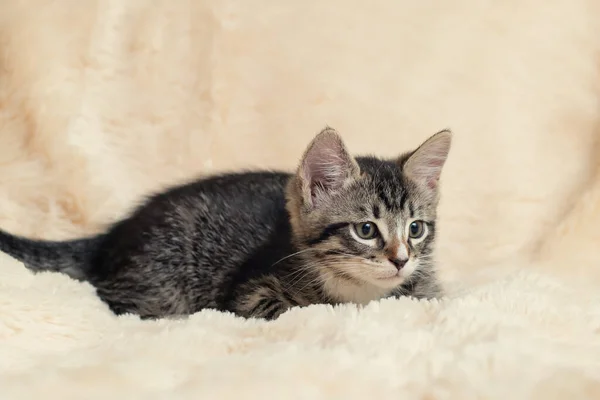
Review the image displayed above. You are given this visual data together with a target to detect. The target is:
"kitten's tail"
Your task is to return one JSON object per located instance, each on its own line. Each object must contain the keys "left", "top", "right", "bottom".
{"left": 0, "top": 229, "right": 101, "bottom": 281}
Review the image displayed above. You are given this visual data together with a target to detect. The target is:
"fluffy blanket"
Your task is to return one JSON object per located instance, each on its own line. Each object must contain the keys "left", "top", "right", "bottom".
{"left": 1, "top": 1, "right": 600, "bottom": 398}
{"left": 2, "top": 253, "right": 600, "bottom": 399}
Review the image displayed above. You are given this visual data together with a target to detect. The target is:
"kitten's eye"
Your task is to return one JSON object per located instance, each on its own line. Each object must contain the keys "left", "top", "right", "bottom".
{"left": 354, "top": 222, "right": 379, "bottom": 240}
{"left": 408, "top": 221, "right": 426, "bottom": 239}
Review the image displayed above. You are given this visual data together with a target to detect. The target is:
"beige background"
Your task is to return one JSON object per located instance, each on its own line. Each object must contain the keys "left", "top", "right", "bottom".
{"left": 1, "top": 1, "right": 600, "bottom": 398}
{"left": 2, "top": 1, "right": 599, "bottom": 286}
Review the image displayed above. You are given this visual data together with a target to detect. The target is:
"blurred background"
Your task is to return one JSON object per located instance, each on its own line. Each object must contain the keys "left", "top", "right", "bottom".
{"left": 0, "top": 0, "right": 599, "bottom": 287}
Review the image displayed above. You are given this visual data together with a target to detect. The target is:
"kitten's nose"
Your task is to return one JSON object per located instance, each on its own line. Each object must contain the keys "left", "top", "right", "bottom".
{"left": 388, "top": 257, "right": 407, "bottom": 270}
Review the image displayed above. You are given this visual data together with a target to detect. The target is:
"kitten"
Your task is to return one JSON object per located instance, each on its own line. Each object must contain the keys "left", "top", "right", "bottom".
{"left": 0, "top": 127, "right": 451, "bottom": 320}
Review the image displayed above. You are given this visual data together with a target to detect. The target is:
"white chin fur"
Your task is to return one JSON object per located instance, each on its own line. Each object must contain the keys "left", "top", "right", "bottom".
{"left": 358, "top": 260, "right": 418, "bottom": 283}
{"left": 399, "top": 261, "right": 417, "bottom": 279}
{"left": 322, "top": 260, "right": 419, "bottom": 304}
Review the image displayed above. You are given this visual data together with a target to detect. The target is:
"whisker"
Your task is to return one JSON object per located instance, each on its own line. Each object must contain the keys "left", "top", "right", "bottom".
{"left": 281, "top": 253, "right": 433, "bottom": 298}
{"left": 271, "top": 248, "right": 319, "bottom": 267}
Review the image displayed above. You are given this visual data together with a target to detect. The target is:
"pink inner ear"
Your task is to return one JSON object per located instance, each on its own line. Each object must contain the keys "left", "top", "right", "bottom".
{"left": 304, "top": 144, "right": 347, "bottom": 188}
{"left": 426, "top": 176, "right": 439, "bottom": 190}
{"left": 406, "top": 153, "right": 446, "bottom": 191}
{"left": 300, "top": 133, "right": 358, "bottom": 207}
{"left": 424, "top": 161, "right": 442, "bottom": 189}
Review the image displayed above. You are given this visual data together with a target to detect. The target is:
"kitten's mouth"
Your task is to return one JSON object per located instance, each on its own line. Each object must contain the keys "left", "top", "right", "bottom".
{"left": 362, "top": 259, "right": 416, "bottom": 287}
{"left": 340, "top": 259, "right": 413, "bottom": 289}
{"left": 362, "top": 260, "right": 404, "bottom": 279}
{"left": 364, "top": 266, "right": 405, "bottom": 285}
{"left": 376, "top": 271, "right": 403, "bottom": 281}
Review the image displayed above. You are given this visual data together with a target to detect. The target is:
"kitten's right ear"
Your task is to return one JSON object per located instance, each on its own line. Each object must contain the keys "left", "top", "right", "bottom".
{"left": 297, "top": 127, "right": 360, "bottom": 208}
{"left": 402, "top": 129, "right": 452, "bottom": 191}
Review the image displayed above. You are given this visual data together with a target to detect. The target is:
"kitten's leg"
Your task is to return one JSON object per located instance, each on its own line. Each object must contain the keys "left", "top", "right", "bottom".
{"left": 233, "top": 276, "right": 297, "bottom": 320}
{"left": 247, "top": 296, "right": 290, "bottom": 320}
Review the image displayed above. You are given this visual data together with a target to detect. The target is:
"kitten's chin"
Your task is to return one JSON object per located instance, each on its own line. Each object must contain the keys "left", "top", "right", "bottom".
{"left": 358, "top": 260, "right": 418, "bottom": 289}
{"left": 320, "top": 260, "right": 419, "bottom": 304}
{"left": 362, "top": 274, "right": 409, "bottom": 292}
{"left": 368, "top": 274, "right": 405, "bottom": 289}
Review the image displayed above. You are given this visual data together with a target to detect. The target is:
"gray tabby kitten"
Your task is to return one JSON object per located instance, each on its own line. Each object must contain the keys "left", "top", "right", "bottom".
{"left": 0, "top": 127, "right": 451, "bottom": 320}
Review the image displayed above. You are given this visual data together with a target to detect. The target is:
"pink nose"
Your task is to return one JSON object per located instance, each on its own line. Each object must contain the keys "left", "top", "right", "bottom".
{"left": 388, "top": 257, "right": 407, "bottom": 270}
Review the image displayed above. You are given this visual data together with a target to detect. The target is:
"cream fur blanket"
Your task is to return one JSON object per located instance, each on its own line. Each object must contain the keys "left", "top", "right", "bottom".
{"left": 1, "top": 1, "right": 600, "bottom": 398}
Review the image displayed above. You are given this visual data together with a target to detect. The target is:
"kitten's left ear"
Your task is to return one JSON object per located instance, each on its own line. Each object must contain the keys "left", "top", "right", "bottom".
{"left": 402, "top": 130, "right": 452, "bottom": 190}
{"left": 297, "top": 127, "right": 361, "bottom": 207}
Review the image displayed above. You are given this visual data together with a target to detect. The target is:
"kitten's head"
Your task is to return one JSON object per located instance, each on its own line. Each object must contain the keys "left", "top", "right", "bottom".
{"left": 286, "top": 127, "right": 451, "bottom": 302}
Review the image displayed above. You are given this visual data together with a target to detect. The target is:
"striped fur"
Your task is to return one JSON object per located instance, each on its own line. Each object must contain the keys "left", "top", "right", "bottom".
{"left": 0, "top": 127, "right": 451, "bottom": 320}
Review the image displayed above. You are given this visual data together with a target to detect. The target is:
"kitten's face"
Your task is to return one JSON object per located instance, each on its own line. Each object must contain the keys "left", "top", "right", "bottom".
{"left": 286, "top": 127, "right": 451, "bottom": 302}
{"left": 300, "top": 162, "right": 437, "bottom": 290}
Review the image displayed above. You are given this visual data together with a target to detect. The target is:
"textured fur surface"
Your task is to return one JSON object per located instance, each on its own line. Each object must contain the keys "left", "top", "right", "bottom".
{"left": 1, "top": 0, "right": 600, "bottom": 398}
{"left": 0, "top": 128, "right": 450, "bottom": 319}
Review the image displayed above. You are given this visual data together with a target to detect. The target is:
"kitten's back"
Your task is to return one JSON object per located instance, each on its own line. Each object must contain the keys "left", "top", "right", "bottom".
{"left": 86, "top": 171, "right": 294, "bottom": 316}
